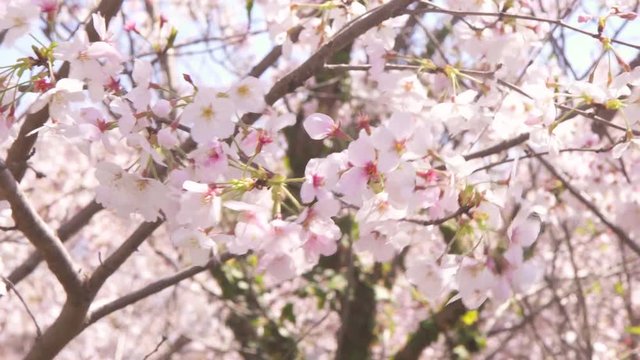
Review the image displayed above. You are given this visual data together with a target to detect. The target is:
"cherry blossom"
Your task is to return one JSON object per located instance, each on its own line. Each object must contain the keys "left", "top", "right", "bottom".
{"left": 456, "top": 257, "right": 496, "bottom": 309}
{"left": 508, "top": 211, "right": 542, "bottom": 248}
{"left": 95, "top": 161, "right": 167, "bottom": 221}
{"left": 406, "top": 258, "right": 454, "bottom": 303}
{"left": 336, "top": 130, "right": 394, "bottom": 204}
{"left": 181, "top": 88, "right": 235, "bottom": 143}
{"left": 175, "top": 181, "right": 222, "bottom": 229}
{"left": 171, "top": 228, "right": 216, "bottom": 266}
{"left": 30, "top": 79, "right": 85, "bottom": 122}
{"left": 0, "top": 0, "right": 39, "bottom": 44}
{"left": 303, "top": 113, "right": 341, "bottom": 140}
{"left": 125, "top": 59, "right": 153, "bottom": 112}
{"left": 300, "top": 157, "right": 340, "bottom": 203}
{"left": 298, "top": 199, "right": 341, "bottom": 262}
{"left": 55, "top": 29, "right": 123, "bottom": 100}
{"left": 228, "top": 76, "right": 267, "bottom": 114}
{"left": 2, "top": 1, "right": 640, "bottom": 358}
{"left": 189, "top": 139, "right": 232, "bottom": 183}
{"left": 371, "top": 112, "right": 429, "bottom": 171}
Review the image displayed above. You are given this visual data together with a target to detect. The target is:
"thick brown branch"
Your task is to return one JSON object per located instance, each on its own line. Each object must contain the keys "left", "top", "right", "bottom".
{"left": 335, "top": 273, "right": 376, "bottom": 360}
{"left": 8, "top": 200, "right": 103, "bottom": 286}
{"left": 245, "top": 0, "right": 416, "bottom": 124}
{"left": 0, "top": 160, "right": 83, "bottom": 299}
{"left": 247, "top": 26, "right": 302, "bottom": 78}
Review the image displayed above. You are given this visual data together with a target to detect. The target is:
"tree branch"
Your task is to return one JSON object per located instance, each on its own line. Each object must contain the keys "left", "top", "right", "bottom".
{"left": 1, "top": 275, "right": 42, "bottom": 337}
{"left": 413, "top": 1, "right": 640, "bottom": 50}
{"left": 8, "top": 200, "right": 103, "bottom": 286}
{"left": 87, "top": 220, "right": 163, "bottom": 294}
{"left": 0, "top": 160, "right": 83, "bottom": 299}
{"left": 86, "top": 255, "right": 232, "bottom": 325}
{"left": 536, "top": 151, "right": 640, "bottom": 256}
{"left": 463, "top": 133, "right": 531, "bottom": 161}
{"left": 403, "top": 206, "right": 471, "bottom": 226}
{"left": 244, "top": 0, "right": 417, "bottom": 124}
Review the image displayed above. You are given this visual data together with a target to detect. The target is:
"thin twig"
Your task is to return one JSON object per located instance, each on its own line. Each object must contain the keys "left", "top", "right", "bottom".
{"left": 535, "top": 148, "right": 640, "bottom": 256}
{"left": 143, "top": 335, "right": 168, "bottom": 360}
{"left": 1, "top": 276, "right": 42, "bottom": 337}
{"left": 414, "top": 1, "right": 640, "bottom": 50}
{"left": 403, "top": 206, "right": 470, "bottom": 226}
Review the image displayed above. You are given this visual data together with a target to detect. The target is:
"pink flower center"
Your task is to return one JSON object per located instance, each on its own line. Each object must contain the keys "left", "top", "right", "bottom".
{"left": 207, "top": 148, "right": 221, "bottom": 163}
{"left": 106, "top": 77, "right": 121, "bottom": 93}
{"left": 364, "top": 162, "right": 378, "bottom": 178}
{"left": 418, "top": 169, "right": 438, "bottom": 183}
{"left": 96, "top": 118, "right": 109, "bottom": 133}
{"left": 34, "top": 79, "right": 53, "bottom": 93}
{"left": 39, "top": 1, "right": 57, "bottom": 14}
{"left": 257, "top": 130, "right": 273, "bottom": 145}
{"left": 312, "top": 174, "right": 324, "bottom": 188}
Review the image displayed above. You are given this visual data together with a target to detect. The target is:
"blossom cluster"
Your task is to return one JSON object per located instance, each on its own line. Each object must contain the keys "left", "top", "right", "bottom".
{"left": 1, "top": 0, "right": 640, "bottom": 358}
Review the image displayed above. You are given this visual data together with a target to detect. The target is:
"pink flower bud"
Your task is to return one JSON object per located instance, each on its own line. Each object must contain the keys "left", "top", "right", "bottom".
{"left": 152, "top": 99, "right": 172, "bottom": 118}
{"left": 577, "top": 14, "right": 592, "bottom": 23}
{"left": 157, "top": 127, "right": 179, "bottom": 149}
{"left": 303, "top": 113, "right": 338, "bottom": 140}
{"left": 618, "top": 12, "right": 638, "bottom": 20}
{"left": 124, "top": 20, "right": 138, "bottom": 33}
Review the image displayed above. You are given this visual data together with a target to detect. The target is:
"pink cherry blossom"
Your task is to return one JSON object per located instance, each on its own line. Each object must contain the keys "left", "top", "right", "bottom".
{"left": 301, "top": 158, "right": 339, "bottom": 203}
{"left": 336, "top": 130, "right": 394, "bottom": 204}
{"left": 125, "top": 59, "right": 153, "bottom": 111}
{"left": 182, "top": 88, "right": 236, "bottom": 143}
{"left": 171, "top": 228, "right": 216, "bottom": 266}
{"left": 95, "top": 161, "right": 167, "bottom": 221}
{"left": 30, "top": 79, "right": 85, "bottom": 123}
{"left": 229, "top": 76, "right": 266, "bottom": 114}
{"left": 189, "top": 139, "right": 232, "bottom": 182}
{"left": 176, "top": 181, "right": 222, "bottom": 229}
{"left": 303, "top": 113, "right": 340, "bottom": 140}
{"left": 0, "top": 1, "right": 39, "bottom": 44}
{"left": 508, "top": 212, "right": 541, "bottom": 248}
{"left": 456, "top": 257, "right": 496, "bottom": 309}
{"left": 406, "top": 259, "right": 453, "bottom": 303}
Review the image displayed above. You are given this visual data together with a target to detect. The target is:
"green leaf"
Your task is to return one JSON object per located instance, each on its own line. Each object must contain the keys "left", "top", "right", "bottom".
{"left": 165, "top": 27, "right": 178, "bottom": 51}
{"left": 461, "top": 310, "right": 479, "bottom": 326}
{"left": 247, "top": 254, "right": 259, "bottom": 267}
{"left": 280, "top": 303, "right": 296, "bottom": 325}
{"left": 614, "top": 281, "right": 625, "bottom": 296}
{"left": 418, "top": 58, "right": 437, "bottom": 72}
{"left": 626, "top": 326, "right": 640, "bottom": 335}
{"left": 245, "top": 0, "right": 254, "bottom": 25}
